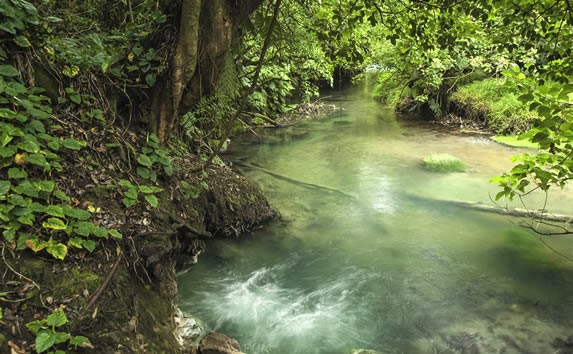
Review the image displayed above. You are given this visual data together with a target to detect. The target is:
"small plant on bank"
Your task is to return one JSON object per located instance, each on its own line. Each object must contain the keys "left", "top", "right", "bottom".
{"left": 118, "top": 179, "right": 162, "bottom": 208}
{"left": 423, "top": 153, "right": 467, "bottom": 172}
{"left": 136, "top": 134, "right": 174, "bottom": 181}
{"left": 26, "top": 310, "right": 91, "bottom": 353}
{"left": 0, "top": 64, "right": 122, "bottom": 260}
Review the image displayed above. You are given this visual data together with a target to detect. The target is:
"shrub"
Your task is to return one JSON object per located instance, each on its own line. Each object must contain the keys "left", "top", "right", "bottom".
{"left": 450, "top": 78, "right": 537, "bottom": 134}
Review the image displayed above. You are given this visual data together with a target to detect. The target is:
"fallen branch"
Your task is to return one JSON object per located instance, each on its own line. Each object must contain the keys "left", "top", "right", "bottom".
{"left": 84, "top": 252, "right": 123, "bottom": 312}
{"left": 233, "top": 160, "right": 357, "bottom": 200}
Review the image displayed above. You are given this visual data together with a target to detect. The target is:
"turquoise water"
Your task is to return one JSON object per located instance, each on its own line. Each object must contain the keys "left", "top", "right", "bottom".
{"left": 178, "top": 91, "right": 573, "bottom": 353}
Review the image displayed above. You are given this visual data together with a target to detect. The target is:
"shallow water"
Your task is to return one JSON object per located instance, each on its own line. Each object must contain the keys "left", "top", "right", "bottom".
{"left": 178, "top": 90, "right": 573, "bottom": 353}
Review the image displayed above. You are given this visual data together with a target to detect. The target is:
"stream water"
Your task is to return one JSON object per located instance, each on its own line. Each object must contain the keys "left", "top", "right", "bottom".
{"left": 178, "top": 89, "right": 573, "bottom": 353}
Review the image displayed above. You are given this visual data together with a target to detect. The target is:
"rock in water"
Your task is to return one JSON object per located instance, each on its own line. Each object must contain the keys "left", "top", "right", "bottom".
{"left": 199, "top": 332, "right": 244, "bottom": 354}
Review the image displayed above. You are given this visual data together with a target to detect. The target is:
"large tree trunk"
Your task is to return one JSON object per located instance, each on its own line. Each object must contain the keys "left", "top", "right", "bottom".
{"left": 152, "top": 0, "right": 264, "bottom": 142}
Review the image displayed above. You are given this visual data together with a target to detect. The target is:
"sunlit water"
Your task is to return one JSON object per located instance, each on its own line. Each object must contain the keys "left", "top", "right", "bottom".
{"left": 178, "top": 90, "right": 573, "bottom": 353}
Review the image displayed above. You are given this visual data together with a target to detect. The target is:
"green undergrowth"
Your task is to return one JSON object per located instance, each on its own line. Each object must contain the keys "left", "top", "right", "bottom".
{"left": 423, "top": 153, "right": 467, "bottom": 172}
{"left": 450, "top": 78, "right": 538, "bottom": 134}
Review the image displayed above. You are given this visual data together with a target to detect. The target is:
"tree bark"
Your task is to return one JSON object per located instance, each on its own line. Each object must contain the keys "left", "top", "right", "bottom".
{"left": 153, "top": 0, "right": 264, "bottom": 142}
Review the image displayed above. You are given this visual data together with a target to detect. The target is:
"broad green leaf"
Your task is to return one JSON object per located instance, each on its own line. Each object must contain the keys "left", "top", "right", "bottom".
{"left": 46, "top": 310, "right": 68, "bottom": 327}
{"left": 8, "top": 194, "right": 29, "bottom": 207}
{"left": 17, "top": 214, "right": 35, "bottom": 225}
{"left": 125, "top": 188, "right": 138, "bottom": 200}
{"left": 7, "top": 168, "right": 28, "bottom": 179}
{"left": 17, "top": 136, "right": 40, "bottom": 153}
{"left": 0, "top": 65, "right": 19, "bottom": 77}
{"left": 138, "top": 185, "right": 162, "bottom": 194}
{"left": 136, "top": 166, "right": 151, "bottom": 179}
{"left": 109, "top": 229, "right": 122, "bottom": 239}
{"left": 69, "top": 335, "right": 91, "bottom": 346}
{"left": 35, "top": 330, "right": 56, "bottom": 353}
{"left": 15, "top": 180, "right": 39, "bottom": 197}
{"left": 54, "top": 332, "right": 71, "bottom": 344}
{"left": 53, "top": 190, "right": 70, "bottom": 202}
{"left": 62, "top": 138, "right": 84, "bottom": 151}
{"left": 92, "top": 226, "right": 108, "bottom": 238}
{"left": 26, "top": 153, "right": 50, "bottom": 169}
{"left": 14, "top": 36, "right": 31, "bottom": 48}
{"left": 68, "top": 237, "right": 84, "bottom": 249}
{"left": 82, "top": 239, "right": 96, "bottom": 253}
{"left": 144, "top": 194, "right": 159, "bottom": 208}
{"left": 137, "top": 154, "right": 153, "bottom": 167}
{"left": 122, "top": 197, "right": 137, "bottom": 208}
{"left": 46, "top": 242, "right": 68, "bottom": 260}
{"left": 42, "top": 217, "right": 66, "bottom": 230}
{"left": 73, "top": 221, "right": 95, "bottom": 236}
{"left": 36, "top": 181, "right": 55, "bottom": 193}
{"left": 46, "top": 205, "right": 65, "bottom": 218}
{"left": 25, "top": 320, "right": 45, "bottom": 334}
{"left": 0, "top": 180, "right": 10, "bottom": 195}
{"left": 118, "top": 179, "right": 133, "bottom": 188}
{"left": 16, "top": 233, "right": 35, "bottom": 250}
{"left": 62, "top": 205, "right": 91, "bottom": 220}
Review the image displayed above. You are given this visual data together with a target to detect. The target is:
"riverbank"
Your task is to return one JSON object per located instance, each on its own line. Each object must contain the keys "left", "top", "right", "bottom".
{"left": 0, "top": 113, "right": 276, "bottom": 353}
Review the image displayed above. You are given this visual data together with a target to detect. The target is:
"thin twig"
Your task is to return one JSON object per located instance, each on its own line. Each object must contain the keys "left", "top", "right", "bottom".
{"left": 1, "top": 245, "right": 40, "bottom": 291}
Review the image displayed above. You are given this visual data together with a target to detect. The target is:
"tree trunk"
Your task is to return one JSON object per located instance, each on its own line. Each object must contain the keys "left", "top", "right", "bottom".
{"left": 152, "top": 0, "right": 264, "bottom": 142}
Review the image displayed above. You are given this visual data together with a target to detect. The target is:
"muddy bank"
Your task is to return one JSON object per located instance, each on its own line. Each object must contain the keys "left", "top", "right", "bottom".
{"left": 0, "top": 161, "right": 276, "bottom": 353}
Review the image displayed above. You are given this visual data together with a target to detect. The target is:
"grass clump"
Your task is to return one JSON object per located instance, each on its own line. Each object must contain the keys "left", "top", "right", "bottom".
{"left": 450, "top": 78, "right": 538, "bottom": 134}
{"left": 490, "top": 135, "right": 539, "bottom": 149}
{"left": 423, "top": 153, "right": 467, "bottom": 172}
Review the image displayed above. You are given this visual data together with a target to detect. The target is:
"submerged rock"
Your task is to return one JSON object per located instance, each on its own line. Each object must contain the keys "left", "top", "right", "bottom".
{"left": 199, "top": 332, "right": 244, "bottom": 354}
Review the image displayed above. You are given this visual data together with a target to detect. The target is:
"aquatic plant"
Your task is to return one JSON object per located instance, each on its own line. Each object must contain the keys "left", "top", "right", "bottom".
{"left": 423, "top": 153, "right": 466, "bottom": 172}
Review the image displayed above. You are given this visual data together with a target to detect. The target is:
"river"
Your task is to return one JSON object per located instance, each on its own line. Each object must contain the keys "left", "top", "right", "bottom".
{"left": 178, "top": 89, "right": 573, "bottom": 353}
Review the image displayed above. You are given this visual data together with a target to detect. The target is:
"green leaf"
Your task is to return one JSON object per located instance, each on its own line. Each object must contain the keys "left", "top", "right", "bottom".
{"left": 17, "top": 137, "right": 40, "bottom": 153}
{"left": 70, "top": 93, "right": 81, "bottom": 104}
{"left": 62, "top": 139, "right": 84, "bottom": 151}
{"left": 8, "top": 168, "right": 28, "bottom": 179}
{"left": 122, "top": 197, "right": 137, "bottom": 208}
{"left": 14, "top": 36, "right": 31, "bottom": 48}
{"left": 138, "top": 185, "right": 162, "bottom": 194}
{"left": 15, "top": 180, "right": 39, "bottom": 197}
{"left": 62, "top": 205, "right": 91, "bottom": 221}
{"left": 35, "top": 330, "right": 56, "bottom": 353}
{"left": 118, "top": 179, "right": 133, "bottom": 188}
{"left": 68, "top": 237, "right": 84, "bottom": 249}
{"left": 73, "top": 221, "right": 93, "bottom": 236}
{"left": 69, "top": 335, "right": 91, "bottom": 347}
{"left": 137, "top": 154, "right": 153, "bottom": 167}
{"left": 46, "top": 205, "right": 65, "bottom": 218}
{"left": 82, "top": 239, "right": 96, "bottom": 253}
{"left": 46, "top": 310, "right": 68, "bottom": 327}
{"left": 0, "top": 65, "right": 19, "bottom": 77}
{"left": 0, "top": 180, "right": 10, "bottom": 195}
{"left": 54, "top": 191, "right": 70, "bottom": 202}
{"left": 42, "top": 217, "right": 67, "bottom": 230}
{"left": 144, "top": 194, "right": 159, "bottom": 208}
{"left": 109, "top": 229, "right": 122, "bottom": 239}
{"left": 53, "top": 331, "right": 71, "bottom": 344}
{"left": 26, "top": 153, "right": 50, "bottom": 169}
{"left": 136, "top": 166, "right": 151, "bottom": 179}
{"left": 36, "top": 181, "right": 55, "bottom": 193}
{"left": 145, "top": 73, "right": 157, "bottom": 87}
{"left": 125, "top": 187, "right": 138, "bottom": 200}
{"left": 46, "top": 242, "right": 68, "bottom": 260}
{"left": 92, "top": 226, "right": 108, "bottom": 238}
{"left": 25, "top": 320, "right": 45, "bottom": 334}
{"left": 17, "top": 214, "right": 35, "bottom": 225}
